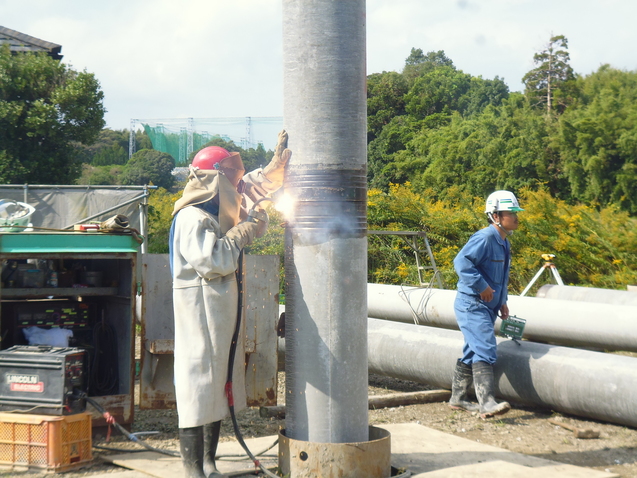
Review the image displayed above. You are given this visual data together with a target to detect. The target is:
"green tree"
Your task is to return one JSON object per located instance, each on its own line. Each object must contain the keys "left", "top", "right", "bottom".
{"left": 121, "top": 149, "right": 175, "bottom": 189}
{"left": 0, "top": 44, "right": 105, "bottom": 184}
{"left": 463, "top": 76, "right": 509, "bottom": 117}
{"left": 189, "top": 138, "right": 273, "bottom": 173}
{"left": 366, "top": 49, "right": 510, "bottom": 191}
{"left": 92, "top": 144, "right": 127, "bottom": 166}
{"left": 75, "top": 128, "right": 153, "bottom": 166}
{"left": 76, "top": 164, "right": 125, "bottom": 185}
{"left": 522, "top": 35, "right": 577, "bottom": 114}
{"left": 146, "top": 187, "right": 181, "bottom": 254}
{"left": 367, "top": 71, "right": 408, "bottom": 142}
{"left": 135, "top": 129, "right": 153, "bottom": 151}
{"left": 404, "top": 66, "right": 472, "bottom": 119}
{"left": 368, "top": 115, "right": 422, "bottom": 189}
{"left": 240, "top": 143, "right": 273, "bottom": 173}
{"left": 402, "top": 49, "right": 454, "bottom": 83}
{"left": 399, "top": 94, "right": 563, "bottom": 201}
{"left": 556, "top": 65, "right": 637, "bottom": 212}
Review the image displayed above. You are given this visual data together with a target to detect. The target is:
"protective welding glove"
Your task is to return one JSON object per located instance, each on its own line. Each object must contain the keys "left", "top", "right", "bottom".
{"left": 225, "top": 221, "right": 259, "bottom": 250}
{"left": 262, "top": 130, "right": 292, "bottom": 184}
{"left": 249, "top": 207, "right": 269, "bottom": 238}
{"left": 99, "top": 214, "right": 130, "bottom": 230}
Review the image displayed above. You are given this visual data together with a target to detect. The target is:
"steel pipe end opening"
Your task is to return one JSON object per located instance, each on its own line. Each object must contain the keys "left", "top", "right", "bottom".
{"left": 278, "top": 426, "right": 391, "bottom": 478}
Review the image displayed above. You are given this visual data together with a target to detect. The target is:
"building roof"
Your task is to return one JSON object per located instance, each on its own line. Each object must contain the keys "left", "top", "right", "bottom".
{"left": 0, "top": 25, "right": 62, "bottom": 60}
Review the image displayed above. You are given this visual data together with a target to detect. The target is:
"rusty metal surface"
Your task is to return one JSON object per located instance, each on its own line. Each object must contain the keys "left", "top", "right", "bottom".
{"left": 139, "top": 254, "right": 176, "bottom": 410}
{"left": 139, "top": 253, "right": 280, "bottom": 410}
{"left": 139, "top": 254, "right": 279, "bottom": 409}
{"left": 244, "top": 255, "right": 280, "bottom": 407}
{"left": 147, "top": 339, "right": 174, "bottom": 354}
{"left": 279, "top": 426, "right": 391, "bottom": 478}
{"left": 86, "top": 394, "right": 133, "bottom": 427}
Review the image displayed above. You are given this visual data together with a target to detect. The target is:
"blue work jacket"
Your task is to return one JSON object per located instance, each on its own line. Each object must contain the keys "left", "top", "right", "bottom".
{"left": 454, "top": 225, "right": 510, "bottom": 312}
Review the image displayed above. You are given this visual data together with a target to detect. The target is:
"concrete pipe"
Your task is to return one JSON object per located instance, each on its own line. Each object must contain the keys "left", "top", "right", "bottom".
{"left": 537, "top": 284, "right": 637, "bottom": 306}
{"left": 368, "top": 318, "right": 637, "bottom": 428}
{"left": 367, "top": 283, "right": 637, "bottom": 352}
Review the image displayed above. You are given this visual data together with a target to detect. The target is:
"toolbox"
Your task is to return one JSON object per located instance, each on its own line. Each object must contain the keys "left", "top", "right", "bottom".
{"left": 0, "top": 346, "right": 87, "bottom": 415}
{"left": 0, "top": 411, "right": 92, "bottom": 472}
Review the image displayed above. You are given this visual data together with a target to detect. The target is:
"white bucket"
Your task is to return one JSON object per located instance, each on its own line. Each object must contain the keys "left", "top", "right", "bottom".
{"left": 0, "top": 201, "right": 35, "bottom": 232}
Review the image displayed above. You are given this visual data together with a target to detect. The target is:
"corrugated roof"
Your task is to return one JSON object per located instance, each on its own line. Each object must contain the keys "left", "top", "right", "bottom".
{"left": 0, "top": 25, "right": 63, "bottom": 60}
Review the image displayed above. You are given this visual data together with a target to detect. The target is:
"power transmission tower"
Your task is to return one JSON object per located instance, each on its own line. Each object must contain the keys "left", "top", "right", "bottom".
{"left": 129, "top": 119, "right": 137, "bottom": 159}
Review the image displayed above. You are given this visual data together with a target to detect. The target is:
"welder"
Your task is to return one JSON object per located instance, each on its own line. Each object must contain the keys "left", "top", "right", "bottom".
{"left": 450, "top": 190, "right": 523, "bottom": 419}
{"left": 169, "top": 131, "right": 291, "bottom": 478}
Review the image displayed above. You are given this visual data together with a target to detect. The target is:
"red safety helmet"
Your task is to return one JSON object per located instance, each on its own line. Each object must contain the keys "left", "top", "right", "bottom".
{"left": 192, "top": 146, "right": 245, "bottom": 187}
{"left": 191, "top": 146, "right": 233, "bottom": 170}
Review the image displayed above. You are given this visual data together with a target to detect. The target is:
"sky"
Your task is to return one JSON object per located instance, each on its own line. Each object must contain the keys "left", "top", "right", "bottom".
{"left": 2, "top": 0, "right": 637, "bottom": 148}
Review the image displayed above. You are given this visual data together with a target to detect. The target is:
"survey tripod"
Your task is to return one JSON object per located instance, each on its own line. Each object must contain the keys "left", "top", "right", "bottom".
{"left": 520, "top": 253, "right": 564, "bottom": 297}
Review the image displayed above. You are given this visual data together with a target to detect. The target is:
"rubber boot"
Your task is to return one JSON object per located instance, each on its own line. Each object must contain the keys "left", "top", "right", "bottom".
{"left": 203, "top": 421, "right": 227, "bottom": 478}
{"left": 472, "top": 361, "right": 511, "bottom": 419}
{"left": 449, "top": 360, "right": 480, "bottom": 412}
{"left": 179, "top": 427, "right": 206, "bottom": 478}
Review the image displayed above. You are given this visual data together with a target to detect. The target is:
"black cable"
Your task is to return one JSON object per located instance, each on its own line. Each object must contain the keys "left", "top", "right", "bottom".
{"left": 225, "top": 247, "right": 405, "bottom": 478}
{"left": 73, "top": 391, "right": 180, "bottom": 458}
{"left": 92, "top": 445, "right": 147, "bottom": 453}
{"left": 90, "top": 314, "right": 119, "bottom": 396}
{"left": 225, "top": 249, "right": 280, "bottom": 478}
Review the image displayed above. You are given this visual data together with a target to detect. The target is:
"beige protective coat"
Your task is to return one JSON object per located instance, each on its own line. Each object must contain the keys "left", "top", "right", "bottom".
{"left": 171, "top": 166, "right": 286, "bottom": 428}
{"left": 172, "top": 205, "right": 246, "bottom": 427}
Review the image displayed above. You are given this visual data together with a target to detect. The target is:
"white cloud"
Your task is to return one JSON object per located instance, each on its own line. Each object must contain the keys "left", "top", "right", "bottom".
{"left": 1, "top": 0, "right": 636, "bottom": 131}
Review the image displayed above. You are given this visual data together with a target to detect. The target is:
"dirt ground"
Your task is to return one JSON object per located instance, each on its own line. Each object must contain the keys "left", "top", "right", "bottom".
{"left": 5, "top": 372, "right": 637, "bottom": 478}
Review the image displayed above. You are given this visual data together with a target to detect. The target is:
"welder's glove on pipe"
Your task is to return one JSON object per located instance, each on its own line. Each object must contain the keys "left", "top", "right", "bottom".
{"left": 262, "top": 130, "right": 292, "bottom": 184}
{"left": 225, "top": 221, "right": 259, "bottom": 250}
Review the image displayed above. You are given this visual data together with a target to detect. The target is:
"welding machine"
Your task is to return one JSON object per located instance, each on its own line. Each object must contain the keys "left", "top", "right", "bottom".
{"left": 0, "top": 345, "right": 87, "bottom": 415}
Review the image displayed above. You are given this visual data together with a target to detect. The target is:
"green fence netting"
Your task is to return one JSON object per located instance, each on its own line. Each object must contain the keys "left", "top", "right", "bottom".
{"left": 138, "top": 117, "right": 283, "bottom": 166}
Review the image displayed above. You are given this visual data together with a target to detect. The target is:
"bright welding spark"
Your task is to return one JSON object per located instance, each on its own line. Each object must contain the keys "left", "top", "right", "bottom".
{"left": 275, "top": 192, "right": 297, "bottom": 220}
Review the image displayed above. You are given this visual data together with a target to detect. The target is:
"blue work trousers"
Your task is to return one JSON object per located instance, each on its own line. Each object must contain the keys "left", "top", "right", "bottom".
{"left": 454, "top": 292, "right": 498, "bottom": 365}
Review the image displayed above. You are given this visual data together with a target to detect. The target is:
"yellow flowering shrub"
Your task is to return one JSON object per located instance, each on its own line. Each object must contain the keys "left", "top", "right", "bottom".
{"left": 146, "top": 183, "right": 637, "bottom": 294}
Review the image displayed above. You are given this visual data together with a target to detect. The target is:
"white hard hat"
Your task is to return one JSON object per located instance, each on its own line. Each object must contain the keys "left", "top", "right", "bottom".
{"left": 485, "top": 190, "right": 524, "bottom": 214}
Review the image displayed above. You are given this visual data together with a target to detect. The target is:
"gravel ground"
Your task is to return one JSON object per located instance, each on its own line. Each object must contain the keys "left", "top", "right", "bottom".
{"left": 2, "top": 372, "right": 636, "bottom": 477}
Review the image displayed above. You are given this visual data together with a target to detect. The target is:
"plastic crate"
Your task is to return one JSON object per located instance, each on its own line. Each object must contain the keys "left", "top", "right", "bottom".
{"left": 0, "top": 411, "right": 92, "bottom": 472}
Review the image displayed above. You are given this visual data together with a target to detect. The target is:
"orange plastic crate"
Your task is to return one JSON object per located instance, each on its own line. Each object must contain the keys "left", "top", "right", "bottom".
{"left": 0, "top": 411, "right": 92, "bottom": 472}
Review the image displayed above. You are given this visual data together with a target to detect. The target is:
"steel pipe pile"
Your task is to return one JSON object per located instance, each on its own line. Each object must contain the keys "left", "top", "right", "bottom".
{"left": 282, "top": 0, "right": 369, "bottom": 444}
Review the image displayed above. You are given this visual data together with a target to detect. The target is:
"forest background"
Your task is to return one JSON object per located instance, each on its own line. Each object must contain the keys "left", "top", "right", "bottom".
{"left": 2, "top": 35, "right": 636, "bottom": 294}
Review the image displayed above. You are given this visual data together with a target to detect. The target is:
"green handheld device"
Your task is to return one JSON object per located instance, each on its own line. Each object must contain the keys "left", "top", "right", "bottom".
{"left": 499, "top": 315, "right": 526, "bottom": 344}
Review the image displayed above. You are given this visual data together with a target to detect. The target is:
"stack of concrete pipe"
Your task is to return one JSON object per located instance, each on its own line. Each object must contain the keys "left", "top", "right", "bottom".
{"left": 364, "top": 283, "right": 637, "bottom": 428}
{"left": 536, "top": 284, "right": 637, "bottom": 306}
{"left": 367, "top": 283, "right": 637, "bottom": 352}
{"left": 278, "top": 314, "right": 637, "bottom": 428}
{"left": 279, "top": 284, "right": 637, "bottom": 426}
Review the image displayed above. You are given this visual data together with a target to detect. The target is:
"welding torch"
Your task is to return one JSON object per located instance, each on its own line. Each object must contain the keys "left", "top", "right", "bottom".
{"left": 247, "top": 197, "right": 275, "bottom": 224}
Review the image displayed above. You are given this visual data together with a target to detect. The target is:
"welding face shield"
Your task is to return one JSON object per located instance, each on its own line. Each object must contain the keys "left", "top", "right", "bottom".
{"left": 172, "top": 168, "right": 242, "bottom": 234}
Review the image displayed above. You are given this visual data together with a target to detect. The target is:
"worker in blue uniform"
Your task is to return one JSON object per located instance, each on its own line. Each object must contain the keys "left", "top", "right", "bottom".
{"left": 449, "top": 190, "right": 523, "bottom": 418}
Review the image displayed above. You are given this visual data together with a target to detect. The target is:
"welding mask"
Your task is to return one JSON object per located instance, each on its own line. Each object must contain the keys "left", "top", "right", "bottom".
{"left": 172, "top": 167, "right": 242, "bottom": 234}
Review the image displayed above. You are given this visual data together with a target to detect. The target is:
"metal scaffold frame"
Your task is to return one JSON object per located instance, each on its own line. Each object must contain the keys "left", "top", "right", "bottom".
{"left": 368, "top": 230, "right": 444, "bottom": 289}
